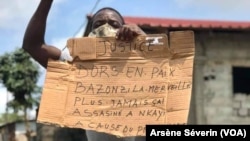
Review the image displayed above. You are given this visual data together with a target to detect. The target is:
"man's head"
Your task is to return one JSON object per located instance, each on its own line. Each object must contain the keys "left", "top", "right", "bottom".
{"left": 85, "top": 7, "right": 125, "bottom": 37}
{"left": 91, "top": 7, "right": 125, "bottom": 30}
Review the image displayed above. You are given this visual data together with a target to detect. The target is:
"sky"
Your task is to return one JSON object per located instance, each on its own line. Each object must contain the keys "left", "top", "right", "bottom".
{"left": 1, "top": 0, "right": 250, "bottom": 118}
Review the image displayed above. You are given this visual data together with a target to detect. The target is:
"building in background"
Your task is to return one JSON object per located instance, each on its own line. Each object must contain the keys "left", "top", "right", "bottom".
{"left": 0, "top": 120, "right": 36, "bottom": 141}
{"left": 0, "top": 122, "right": 15, "bottom": 141}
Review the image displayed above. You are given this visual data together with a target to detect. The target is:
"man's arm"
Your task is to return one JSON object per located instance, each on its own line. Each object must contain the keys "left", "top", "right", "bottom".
{"left": 22, "top": 0, "right": 61, "bottom": 68}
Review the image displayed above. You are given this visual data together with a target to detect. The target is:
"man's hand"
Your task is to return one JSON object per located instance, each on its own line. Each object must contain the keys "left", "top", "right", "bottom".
{"left": 116, "top": 24, "right": 146, "bottom": 41}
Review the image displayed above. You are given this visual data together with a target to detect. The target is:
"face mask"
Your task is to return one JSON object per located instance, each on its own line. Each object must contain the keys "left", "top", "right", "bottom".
{"left": 88, "top": 23, "right": 118, "bottom": 37}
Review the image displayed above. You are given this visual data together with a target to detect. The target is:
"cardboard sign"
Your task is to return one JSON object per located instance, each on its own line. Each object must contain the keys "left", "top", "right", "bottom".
{"left": 37, "top": 31, "right": 195, "bottom": 137}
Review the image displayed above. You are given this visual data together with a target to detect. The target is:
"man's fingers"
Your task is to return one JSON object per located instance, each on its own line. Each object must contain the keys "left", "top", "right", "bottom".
{"left": 116, "top": 28, "right": 123, "bottom": 40}
{"left": 127, "top": 30, "right": 134, "bottom": 41}
{"left": 123, "top": 27, "right": 131, "bottom": 41}
{"left": 116, "top": 26, "right": 139, "bottom": 41}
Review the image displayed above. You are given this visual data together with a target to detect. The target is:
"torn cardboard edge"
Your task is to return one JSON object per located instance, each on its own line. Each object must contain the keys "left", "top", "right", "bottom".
{"left": 37, "top": 31, "right": 195, "bottom": 137}
{"left": 67, "top": 34, "right": 172, "bottom": 61}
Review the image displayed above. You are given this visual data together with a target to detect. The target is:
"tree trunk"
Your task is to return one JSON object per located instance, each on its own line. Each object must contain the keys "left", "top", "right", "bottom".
{"left": 24, "top": 106, "right": 31, "bottom": 141}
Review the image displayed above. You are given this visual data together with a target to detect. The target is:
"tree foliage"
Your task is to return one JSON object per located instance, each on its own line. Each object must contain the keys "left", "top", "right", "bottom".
{"left": 0, "top": 48, "right": 41, "bottom": 112}
{"left": 0, "top": 113, "right": 24, "bottom": 124}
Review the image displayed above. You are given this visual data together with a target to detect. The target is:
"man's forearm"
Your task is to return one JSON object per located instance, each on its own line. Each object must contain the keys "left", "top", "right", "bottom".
{"left": 22, "top": 0, "right": 61, "bottom": 68}
{"left": 22, "top": 0, "right": 53, "bottom": 49}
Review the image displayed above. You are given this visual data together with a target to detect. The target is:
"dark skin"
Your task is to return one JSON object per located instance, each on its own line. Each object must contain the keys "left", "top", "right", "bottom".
{"left": 92, "top": 9, "right": 145, "bottom": 41}
{"left": 22, "top": 0, "right": 145, "bottom": 69}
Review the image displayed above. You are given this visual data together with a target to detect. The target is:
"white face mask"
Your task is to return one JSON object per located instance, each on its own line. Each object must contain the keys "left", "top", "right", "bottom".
{"left": 88, "top": 23, "right": 118, "bottom": 37}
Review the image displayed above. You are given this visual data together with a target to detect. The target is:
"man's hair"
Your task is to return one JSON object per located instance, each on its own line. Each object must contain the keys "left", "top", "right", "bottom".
{"left": 91, "top": 7, "right": 125, "bottom": 25}
{"left": 83, "top": 7, "right": 125, "bottom": 36}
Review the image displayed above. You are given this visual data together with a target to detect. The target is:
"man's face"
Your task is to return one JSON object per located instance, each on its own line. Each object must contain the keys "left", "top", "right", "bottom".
{"left": 92, "top": 10, "right": 123, "bottom": 30}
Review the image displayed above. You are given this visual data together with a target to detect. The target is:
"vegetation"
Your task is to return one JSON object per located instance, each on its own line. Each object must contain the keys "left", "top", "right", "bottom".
{"left": 0, "top": 48, "right": 41, "bottom": 140}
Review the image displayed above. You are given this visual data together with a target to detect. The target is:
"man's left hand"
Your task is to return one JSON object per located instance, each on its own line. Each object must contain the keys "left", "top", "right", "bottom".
{"left": 116, "top": 24, "right": 146, "bottom": 41}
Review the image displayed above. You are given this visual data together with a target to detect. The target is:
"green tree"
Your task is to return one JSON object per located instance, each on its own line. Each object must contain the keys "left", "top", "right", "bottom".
{"left": 0, "top": 113, "right": 23, "bottom": 124}
{"left": 0, "top": 48, "right": 41, "bottom": 140}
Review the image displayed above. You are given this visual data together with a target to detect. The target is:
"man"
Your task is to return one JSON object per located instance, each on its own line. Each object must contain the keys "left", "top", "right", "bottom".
{"left": 22, "top": 0, "right": 145, "bottom": 68}
{"left": 22, "top": 0, "right": 146, "bottom": 141}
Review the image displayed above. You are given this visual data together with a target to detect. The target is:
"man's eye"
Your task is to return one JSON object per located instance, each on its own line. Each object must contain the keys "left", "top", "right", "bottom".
{"left": 110, "top": 21, "right": 121, "bottom": 28}
{"left": 93, "top": 22, "right": 103, "bottom": 28}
